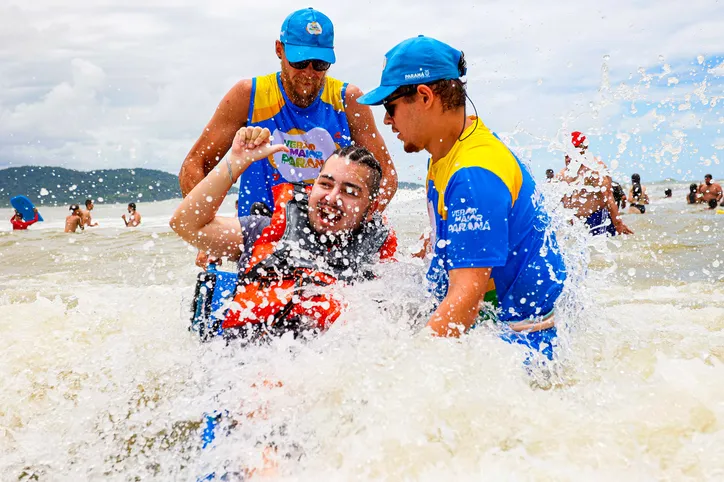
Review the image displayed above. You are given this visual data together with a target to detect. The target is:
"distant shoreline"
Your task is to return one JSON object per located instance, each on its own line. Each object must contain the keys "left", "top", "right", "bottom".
{"left": 0, "top": 165, "right": 425, "bottom": 208}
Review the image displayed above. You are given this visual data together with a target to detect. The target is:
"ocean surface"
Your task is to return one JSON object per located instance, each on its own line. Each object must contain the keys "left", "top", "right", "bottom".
{"left": 1, "top": 181, "right": 723, "bottom": 481}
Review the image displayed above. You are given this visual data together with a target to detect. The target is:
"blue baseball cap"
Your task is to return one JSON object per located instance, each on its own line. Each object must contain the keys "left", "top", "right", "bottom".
{"left": 280, "top": 8, "right": 336, "bottom": 64}
{"left": 357, "top": 35, "right": 465, "bottom": 106}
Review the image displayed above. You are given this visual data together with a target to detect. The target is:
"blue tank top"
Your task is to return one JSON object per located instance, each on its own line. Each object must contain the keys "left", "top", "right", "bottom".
{"left": 238, "top": 72, "right": 351, "bottom": 215}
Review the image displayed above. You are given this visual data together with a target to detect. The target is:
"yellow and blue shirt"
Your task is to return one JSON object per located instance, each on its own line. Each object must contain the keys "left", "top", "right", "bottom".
{"left": 239, "top": 72, "right": 352, "bottom": 215}
{"left": 426, "top": 118, "right": 566, "bottom": 322}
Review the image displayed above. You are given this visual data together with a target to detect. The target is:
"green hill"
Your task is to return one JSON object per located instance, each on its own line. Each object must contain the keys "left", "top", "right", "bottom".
{"left": 0, "top": 166, "right": 239, "bottom": 207}
{"left": 398, "top": 181, "right": 424, "bottom": 190}
{"left": 0, "top": 165, "right": 422, "bottom": 208}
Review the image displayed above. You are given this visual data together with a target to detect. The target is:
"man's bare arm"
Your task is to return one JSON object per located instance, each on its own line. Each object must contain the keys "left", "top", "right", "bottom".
{"left": 601, "top": 174, "right": 633, "bottom": 234}
{"left": 426, "top": 267, "right": 492, "bottom": 337}
{"left": 345, "top": 84, "right": 398, "bottom": 210}
{"left": 179, "top": 80, "right": 252, "bottom": 197}
{"left": 171, "top": 127, "right": 289, "bottom": 261}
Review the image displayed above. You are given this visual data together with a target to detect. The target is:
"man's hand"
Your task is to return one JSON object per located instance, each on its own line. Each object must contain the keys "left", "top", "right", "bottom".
{"left": 614, "top": 219, "right": 634, "bottom": 235}
{"left": 426, "top": 267, "right": 492, "bottom": 337}
{"left": 195, "top": 251, "right": 222, "bottom": 269}
{"left": 410, "top": 232, "right": 431, "bottom": 259}
{"left": 228, "top": 127, "right": 288, "bottom": 168}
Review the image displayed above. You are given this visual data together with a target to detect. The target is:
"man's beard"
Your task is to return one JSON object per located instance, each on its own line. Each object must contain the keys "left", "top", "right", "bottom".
{"left": 403, "top": 141, "right": 422, "bottom": 153}
{"left": 281, "top": 70, "right": 323, "bottom": 108}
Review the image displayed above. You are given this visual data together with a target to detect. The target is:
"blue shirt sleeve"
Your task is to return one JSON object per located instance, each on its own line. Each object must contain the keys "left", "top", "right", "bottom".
{"left": 443, "top": 167, "right": 512, "bottom": 269}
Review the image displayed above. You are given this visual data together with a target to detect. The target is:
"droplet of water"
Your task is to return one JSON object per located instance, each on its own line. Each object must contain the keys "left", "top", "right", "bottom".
{"left": 627, "top": 268, "right": 636, "bottom": 276}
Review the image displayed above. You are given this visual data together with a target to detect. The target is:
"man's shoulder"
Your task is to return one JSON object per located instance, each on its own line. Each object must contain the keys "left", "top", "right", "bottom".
{"left": 228, "top": 78, "right": 254, "bottom": 96}
{"left": 446, "top": 142, "right": 522, "bottom": 196}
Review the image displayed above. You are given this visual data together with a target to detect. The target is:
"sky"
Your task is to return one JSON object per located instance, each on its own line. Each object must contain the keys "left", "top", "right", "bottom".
{"left": 0, "top": 0, "right": 722, "bottom": 184}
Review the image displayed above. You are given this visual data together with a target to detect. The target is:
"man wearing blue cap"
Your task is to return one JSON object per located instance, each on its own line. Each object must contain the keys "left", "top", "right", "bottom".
{"left": 358, "top": 36, "right": 567, "bottom": 360}
{"left": 179, "top": 7, "right": 397, "bottom": 267}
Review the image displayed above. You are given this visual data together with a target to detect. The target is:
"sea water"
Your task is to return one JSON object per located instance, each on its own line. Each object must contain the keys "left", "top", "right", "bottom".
{"left": 1, "top": 183, "right": 723, "bottom": 481}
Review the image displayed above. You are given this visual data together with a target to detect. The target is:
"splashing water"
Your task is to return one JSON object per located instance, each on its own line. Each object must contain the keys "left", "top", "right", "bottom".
{"left": 1, "top": 182, "right": 722, "bottom": 481}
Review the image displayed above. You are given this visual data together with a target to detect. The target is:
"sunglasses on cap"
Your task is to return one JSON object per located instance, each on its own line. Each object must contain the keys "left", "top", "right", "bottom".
{"left": 287, "top": 58, "right": 331, "bottom": 72}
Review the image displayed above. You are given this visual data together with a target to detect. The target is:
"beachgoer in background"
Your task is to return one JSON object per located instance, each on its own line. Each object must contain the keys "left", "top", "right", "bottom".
{"left": 170, "top": 127, "right": 396, "bottom": 340}
{"left": 545, "top": 169, "right": 555, "bottom": 182}
{"left": 557, "top": 132, "right": 633, "bottom": 236}
{"left": 664, "top": 188, "right": 672, "bottom": 198}
{"left": 612, "top": 181, "right": 627, "bottom": 210}
{"left": 11, "top": 208, "right": 39, "bottom": 230}
{"left": 122, "top": 203, "right": 142, "bottom": 227}
{"left": 80, "top": 199, "right": 98, "bottom": 227}
{"left": 686, "top": 183, "right": 700, "bottom": 204}
{"left": 357, "top": 35, "right": 566, "bottom": 361}
{"left": 65, "top": 205, "right": 84, "bottom": 233}
{"left": 177, "top": 7, "right": 397, "bottom": 268}
{"left": 627, "top": 173, "right": 649, "bottom": 214}
{"left": 698, "top": 174, "right": 723, "bottom": 206}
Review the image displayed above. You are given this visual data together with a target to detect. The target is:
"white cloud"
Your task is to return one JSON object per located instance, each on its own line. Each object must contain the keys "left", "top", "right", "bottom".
{"left": 0, "top": 0, "right": 722, "bottom": 181}
{"left": 710, "top": 62, "right": 724, "bottom": 77}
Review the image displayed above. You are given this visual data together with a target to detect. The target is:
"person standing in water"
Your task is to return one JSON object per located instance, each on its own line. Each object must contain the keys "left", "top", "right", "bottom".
{"left": 10, "top": 208, "right": 39, "bottom": 230}
{"left": 122, "top": 203, "right": 142, "bottom": 227}
{"left": 557, "top": 131, "right": 633, "bottom": 236}
{"left": 627, "top": 173, "right": 649, "bottom": 214}
{"left": 65, "top": 205, "right": 84, "bottom": 233}
{"left": 545, "top": 169, "right": 555, "bottom": 182}
{"left": 80, "top": 199, "right": 98, "bottom": 227}
{"left": 177, "top": 7, "right": 397, "bottom": 268}
{"left": 698, "top": 174, "right": 723, "bottom": 206}
{"left": 686, "top": 183, "right": 700, "bottom": 204}
{"left": 612, "top": 181, "right": 627, "bottom": 211}
{"left": 356, "top": 35, "right": 566, "bottom": 360}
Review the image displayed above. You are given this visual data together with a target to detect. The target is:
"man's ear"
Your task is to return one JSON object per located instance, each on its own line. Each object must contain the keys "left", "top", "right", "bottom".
{"left": 275, "top": 40, "right": 283, "bottom": 60}
{"left": 417, "top": 84, "right": 434, "bottom": 109}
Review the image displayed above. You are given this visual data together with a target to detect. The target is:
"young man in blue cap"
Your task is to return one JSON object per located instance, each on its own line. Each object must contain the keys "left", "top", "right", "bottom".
{"left": 357, "top": 36, "right": 567, "bottom": 359}
{"left": 179, "top": 7, "right": 397, "bottom": 267}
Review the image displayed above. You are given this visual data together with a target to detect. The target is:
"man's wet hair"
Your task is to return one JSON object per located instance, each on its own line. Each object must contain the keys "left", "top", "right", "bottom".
{"left": 69, "top": 204, "right": 79, "bottom": 211}
{"left": 128, "top": 202, "right": 136, "bottom": 211}
{"left": 705, "top": 173, "right": 712, "bottom": 179}
{"left": 85, "top": 199, "right": 93, "bottom": 208}
{"left": 546, "top": 169, "right": 554, "bottom": 176}
{"left": 664, "top": 188, "right": 672, "bottom": 197}
{"left": 708, "top": 199, "right": 718, "bottom": 209}
{"left": 394, "top": 79, "right": 467, "bottom": 112}
{"left": 328, "top": 145, "right": 383, "bottom": 199}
